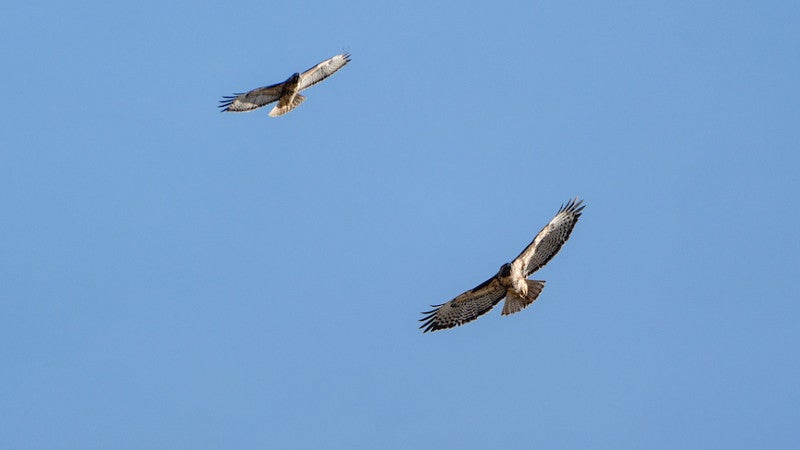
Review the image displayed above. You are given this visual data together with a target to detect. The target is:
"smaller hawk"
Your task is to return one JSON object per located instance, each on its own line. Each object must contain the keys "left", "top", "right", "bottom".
{"left": 219, "top": 53, "right": 351, "bottom": 117}
{"left": 420, "top": 198, "right": 585, "bottom": 333}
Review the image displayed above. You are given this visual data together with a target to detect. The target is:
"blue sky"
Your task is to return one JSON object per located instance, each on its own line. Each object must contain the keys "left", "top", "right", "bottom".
{"left": 2, "top": 1, "right": 799, "bottom": 448}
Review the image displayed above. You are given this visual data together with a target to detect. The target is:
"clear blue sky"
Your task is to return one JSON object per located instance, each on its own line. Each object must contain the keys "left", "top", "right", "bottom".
{"left": 2, "top": 1, "right": 799, "bottom": 448}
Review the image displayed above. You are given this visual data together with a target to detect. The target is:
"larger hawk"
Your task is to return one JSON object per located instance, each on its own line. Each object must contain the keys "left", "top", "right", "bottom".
{"left": 219, "top": 53, "right": 350, "bottom": 117}
{"left": 420, "top": 198, "right": 585, "bottom": 333}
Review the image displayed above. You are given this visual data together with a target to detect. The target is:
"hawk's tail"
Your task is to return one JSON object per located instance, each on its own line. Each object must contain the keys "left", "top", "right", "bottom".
{"left": 501, "top": 280, "right": 545, "bottom": 316}
{"left": 269, "top": 94, "right": 306, "bottom": 117}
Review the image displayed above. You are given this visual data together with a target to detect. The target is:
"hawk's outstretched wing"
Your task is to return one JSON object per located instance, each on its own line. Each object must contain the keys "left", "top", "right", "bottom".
{"left": 297, "top": 53, "right": 351, "bottom": 91}
{"left": 512, "top": 197, "right": 585, "bottom": 277}
{"left": 419, "top": 276, "right": 507, "bottom": 333}
{"left": 218, "top": 83, "right": 284, "bottom": 112}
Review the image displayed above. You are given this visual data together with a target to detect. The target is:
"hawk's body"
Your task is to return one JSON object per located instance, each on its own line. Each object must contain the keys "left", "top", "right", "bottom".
{"left": 219, "top": 53, "right": 350, "bottom": 117}
{"left": 420, "top": 198, "right": 585, "bottom": 333}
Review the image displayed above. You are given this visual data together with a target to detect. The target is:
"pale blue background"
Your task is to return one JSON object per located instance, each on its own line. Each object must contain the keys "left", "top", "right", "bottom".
{"left": 2, "top": 1, "right": 799, "bottom": 448}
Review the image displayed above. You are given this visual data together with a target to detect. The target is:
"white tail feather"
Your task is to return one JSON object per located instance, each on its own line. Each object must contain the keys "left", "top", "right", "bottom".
{"left": 502, "top": 280, "right": 546, "bottom": 316}
{"left": 269, "top": 94, "right": 306, "bottom": 117}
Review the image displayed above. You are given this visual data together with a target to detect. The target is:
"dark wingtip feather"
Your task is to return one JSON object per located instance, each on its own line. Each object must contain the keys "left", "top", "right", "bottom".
{"left": 218, "top": 93, "right": 245, "bottom": 111}
{"left": 419, "top": 319, "right": 439, "bottom": 333}
{"left": 419, "top": 309, "right": 438, "bottom": 321}
{"left": 420, "top": 320, "right": 450, "bottom": 333}
{"left": 558, "top": 197, "right": 586, "bottom": 216}
{"left": 218, "top": 95, "right": 241, "bottom": 111}
{"left": 419, "top": 306, "right": 444, "bottom": 333}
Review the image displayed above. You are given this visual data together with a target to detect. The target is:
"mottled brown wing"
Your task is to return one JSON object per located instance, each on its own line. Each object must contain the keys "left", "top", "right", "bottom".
{"left": 419, "top": 276, "right": 507, "bottom": 333}
{"left": 219, "top": 82, "right": 284, "bottom": 112}
{"left": 512, "top": 197, "right": 585, "bottom": 277}
{"left": 297, "top": 53, "right": 351, "bottom": 91}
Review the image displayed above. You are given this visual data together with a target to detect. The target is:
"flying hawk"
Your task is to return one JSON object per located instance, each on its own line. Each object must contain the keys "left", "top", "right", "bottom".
{"left": 420, "top": 198, "right": 585, "bottom": 333}
{"left": 219, "top": 53, "right": 351, "bottom": 117}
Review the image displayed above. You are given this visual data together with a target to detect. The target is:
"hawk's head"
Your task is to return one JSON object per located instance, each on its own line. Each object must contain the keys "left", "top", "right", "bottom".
{"left": 498, "top": 263, "right": 512, "bottom": 279}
